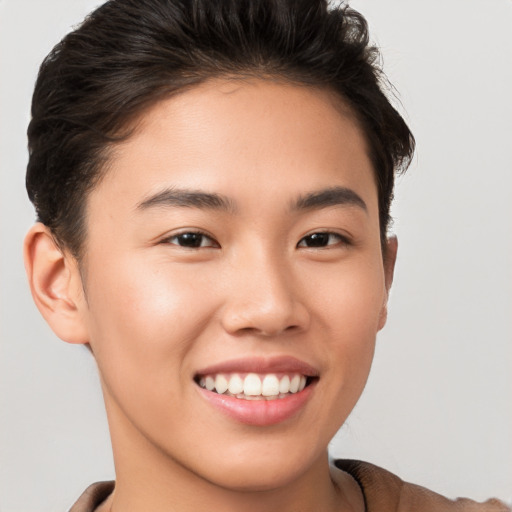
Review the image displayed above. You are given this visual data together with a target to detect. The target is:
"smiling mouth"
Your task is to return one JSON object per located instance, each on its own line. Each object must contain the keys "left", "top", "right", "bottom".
{"left": 195, "top": 372, "right": 315, "bottom": 400}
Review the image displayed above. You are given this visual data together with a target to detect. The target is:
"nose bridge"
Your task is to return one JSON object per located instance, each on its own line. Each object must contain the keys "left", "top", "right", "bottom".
{"left": 221, "top": 244, "right": 308, "bottom": 336}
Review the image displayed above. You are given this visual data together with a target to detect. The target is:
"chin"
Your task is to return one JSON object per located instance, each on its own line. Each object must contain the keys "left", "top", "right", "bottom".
{"left": 185, "top": 438, "right": 324, "bottom": 493}
{"left": 204, "top": 461, "right": 307, "bottom": 493}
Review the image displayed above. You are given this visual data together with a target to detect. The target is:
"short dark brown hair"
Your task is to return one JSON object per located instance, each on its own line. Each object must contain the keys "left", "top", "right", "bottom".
{"left": 26, "top": 0, "right": 414, "bottom": 259}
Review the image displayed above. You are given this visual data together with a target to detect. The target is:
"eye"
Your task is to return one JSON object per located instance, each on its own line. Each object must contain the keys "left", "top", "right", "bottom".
{"left": 164, "top": 231, "right": 219, "bottom": 248}
{"left": 297, "top": 232, "right": 347, "bottom": 248}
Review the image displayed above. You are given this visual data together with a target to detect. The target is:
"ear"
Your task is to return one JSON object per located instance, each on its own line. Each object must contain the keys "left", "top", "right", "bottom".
{"left": 378, "top": 235, "right": 398, "bottom": 330}
{"left": 24, "top": 223, "right": 89, "bottom": 344}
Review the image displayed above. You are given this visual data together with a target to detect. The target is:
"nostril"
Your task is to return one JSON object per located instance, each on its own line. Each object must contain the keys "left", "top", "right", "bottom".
{"left": 220, "top": 292, "right": 311, "bottom": 337}
{"left": 247, "top": 324, "right": 302, "bottom": 337}
{"left": 227, "top": 324, "right": 301, "bottom": 338}
{"left": 284, "top": 324, "right": 301, "bottom": 332}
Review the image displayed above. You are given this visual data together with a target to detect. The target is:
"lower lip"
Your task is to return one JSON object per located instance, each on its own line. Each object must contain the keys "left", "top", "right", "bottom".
{"left": 196, "top": 381, "right": 316, "bottom": 426}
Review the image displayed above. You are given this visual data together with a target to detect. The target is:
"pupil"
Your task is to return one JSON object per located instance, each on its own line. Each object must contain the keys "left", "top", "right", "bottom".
{"left": 179, "top": 233, "right": 202, "bottom": 247}
{"left": 306, "top": 233, "right": 329, "bottom": 247}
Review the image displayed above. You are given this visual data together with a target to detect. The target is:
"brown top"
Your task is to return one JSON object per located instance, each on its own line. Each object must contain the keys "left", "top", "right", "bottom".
{"left": 334, "top": 460, "right": 510, "bottom": 512}
{"left": 68, "top": 460, "right": 511, "bottom": 512}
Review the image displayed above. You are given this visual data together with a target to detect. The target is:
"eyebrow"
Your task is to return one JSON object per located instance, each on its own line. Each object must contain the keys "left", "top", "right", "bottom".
{"left": 136, "top": 185, "right": 366, "bottom": 214}
{"left": 292, "top": 186, "right": 367, "bottom": 212}
{"left": 137, "top": 187, "right": 237, "bottom": 213}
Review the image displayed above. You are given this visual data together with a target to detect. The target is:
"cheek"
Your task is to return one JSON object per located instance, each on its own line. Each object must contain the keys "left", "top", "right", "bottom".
{"left": 83, "top": 255, "right": 220, "bottom": 394}
{"left": 81, "top": 255, "right": 231, "bottom": 452}
{"left": 308, "top": 254, "right": 386, "bottom": 333}
{"left": 283, "top": 259, "right": 385, "bottom": 447}
{"left": 310, "top": 259, "right": 385, "bottom": 383}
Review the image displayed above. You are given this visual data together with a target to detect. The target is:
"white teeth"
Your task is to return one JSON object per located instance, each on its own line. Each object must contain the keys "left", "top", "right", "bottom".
{"left": 289, "top": 374, "right": 301, "bottom": 393}
{"left": 214, "top": 374, "right": 228, "bottom": 394}
{"left": 279, "top": 375, "right": 290, "bottom": 394}
{"left": 205, "top": 376, "right": 215, "bottom": 391}
{"left": 199, "top": 372, "right": 311, "bottom": 399}
{"left": 243, "top": 373, "right": 262, "bottom": 396}
{"left": 227, "top": 374, "right": 244, "bottom": 395}
{"left": 261, "top": 374, "right": 280, "bottom": 396}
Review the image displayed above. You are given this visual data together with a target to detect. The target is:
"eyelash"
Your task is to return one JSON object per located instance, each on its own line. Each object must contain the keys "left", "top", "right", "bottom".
{"left": 162, "top": 231, "right": 219, "bottom": 249}
{"left": 161, "top": 230, "right": 349, "bottom": 249}
{"left": 296, "top": 232, "right": 350, "bottom": 249}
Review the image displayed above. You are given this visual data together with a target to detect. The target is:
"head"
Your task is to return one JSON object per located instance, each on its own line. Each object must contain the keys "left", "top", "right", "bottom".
{"left": 24, "top": 0, "right": 414, "bottom": 498}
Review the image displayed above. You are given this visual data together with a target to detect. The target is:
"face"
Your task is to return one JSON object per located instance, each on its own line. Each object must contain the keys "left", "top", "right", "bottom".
{"left": 77, "top": 79, "right": 393, "bottom": 490}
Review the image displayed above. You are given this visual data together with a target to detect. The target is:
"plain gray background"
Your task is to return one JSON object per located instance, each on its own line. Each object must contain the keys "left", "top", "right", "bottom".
{"left": 1, "top": 1, "right": 511, "bottom": 510}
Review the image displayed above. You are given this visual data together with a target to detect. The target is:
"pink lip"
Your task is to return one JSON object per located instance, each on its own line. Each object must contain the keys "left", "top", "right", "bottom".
{"left": 196, "top": 381, "right": 317, "bottom": 426}
{"left": 194, "top": 355, "right": 319, "bottom": 377}
{"left": 194, "top": 356, "right": 319, "bottom": 426}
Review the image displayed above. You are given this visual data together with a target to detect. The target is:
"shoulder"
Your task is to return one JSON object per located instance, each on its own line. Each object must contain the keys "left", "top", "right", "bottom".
{"left": 68, "top": 467, "right": 510, "bottom": 512}
{"left": 335, "top": 459, "right": 510, "bottom": 512}
{"left": 68, "top": 481, "right": 114, "bottom": 512}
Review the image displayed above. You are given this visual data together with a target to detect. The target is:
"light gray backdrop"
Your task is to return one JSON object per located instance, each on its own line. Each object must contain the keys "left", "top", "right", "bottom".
{"left": 1, "top": 1, "right": 511, "bottom": 511}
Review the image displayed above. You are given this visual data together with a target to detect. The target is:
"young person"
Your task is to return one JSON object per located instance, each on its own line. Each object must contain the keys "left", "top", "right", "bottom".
{"left": 21, "top": 1, "right": 510, "bottom": 511}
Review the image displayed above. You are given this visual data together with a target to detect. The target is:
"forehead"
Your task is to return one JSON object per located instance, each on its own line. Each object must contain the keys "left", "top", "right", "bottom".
{"left": 134, "top": 79, "right": 367, "bottom": 164}
{"left": 88, "top": 79, "right": 376, "bottom": 220}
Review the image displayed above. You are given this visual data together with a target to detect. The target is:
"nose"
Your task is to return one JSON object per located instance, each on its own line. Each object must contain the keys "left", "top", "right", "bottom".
{"left": 220, "top": 250, "right": 310, "bottom": 337}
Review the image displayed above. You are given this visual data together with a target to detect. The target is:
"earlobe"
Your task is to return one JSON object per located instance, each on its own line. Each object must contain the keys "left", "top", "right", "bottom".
{"left": 24, "top": 223, "right": 89, "bottom": 344}
{"left": 378, "top": 235, "right": 398, "bottom": 330}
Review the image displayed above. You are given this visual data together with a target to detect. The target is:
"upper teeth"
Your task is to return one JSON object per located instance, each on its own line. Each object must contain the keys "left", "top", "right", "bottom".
{"left": 199, "top": 373, "right": 307, "bottom": 399}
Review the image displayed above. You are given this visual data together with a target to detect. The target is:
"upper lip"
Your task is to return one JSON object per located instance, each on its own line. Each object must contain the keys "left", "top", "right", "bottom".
{"left": 194, "top": 356, "right": 319, "bottom": 378}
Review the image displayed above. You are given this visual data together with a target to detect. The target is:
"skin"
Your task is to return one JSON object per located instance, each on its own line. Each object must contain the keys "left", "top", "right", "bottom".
{"left": 25, "top": 79, "right": 397, "bottom": 512}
